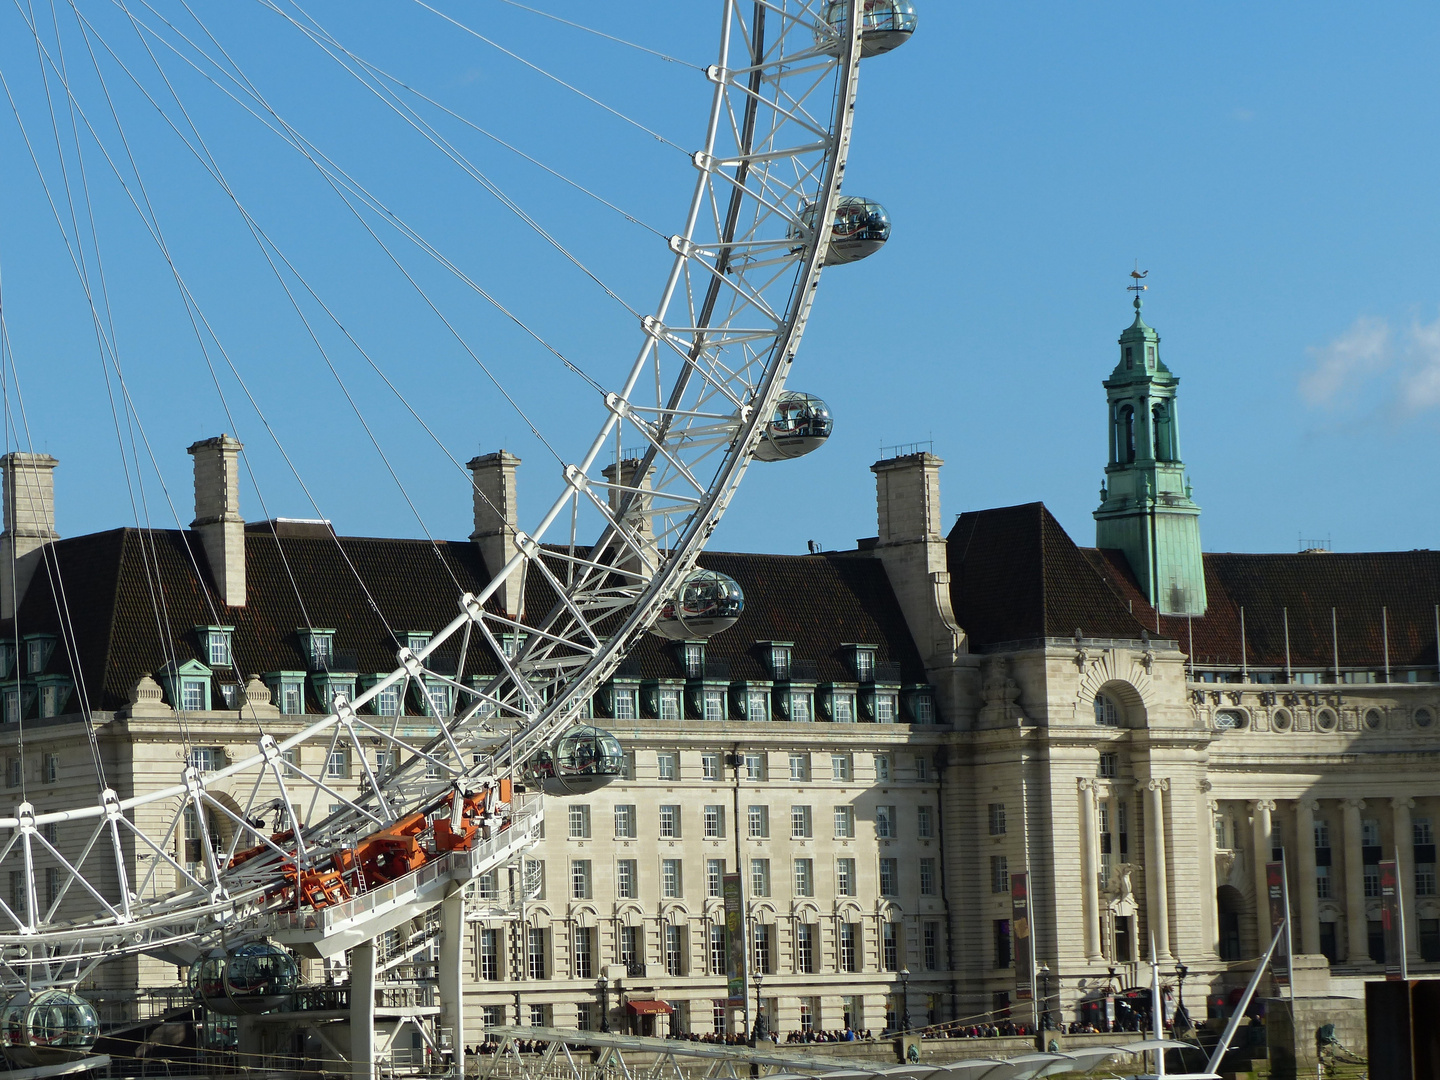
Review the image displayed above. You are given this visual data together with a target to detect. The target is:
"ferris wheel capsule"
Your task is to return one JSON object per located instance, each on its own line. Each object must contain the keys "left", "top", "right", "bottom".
{"left": 189, "top": 942, "right": 299, "bottom": 1015}
{"left": 753, "top": 391, "right": 834, "bottom": 462}
{"left": 523, "top": 726, "right": 626, "bottom": 796}
{"left": 817, "top": 1, "right": 919, "bottom": 58}
{"left": 651, "top": 568, "right": 746, "bottom": 640}
{"left": 0, "top": 989, "right": 100, "bottom": 1067}
{"left": 794, "top": 196, "right": 891, "bottom": 266}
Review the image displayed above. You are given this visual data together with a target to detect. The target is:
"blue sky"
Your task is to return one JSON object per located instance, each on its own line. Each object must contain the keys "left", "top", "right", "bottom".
{"left": 2, "top": 2, "right": 1438, "bottom": 560}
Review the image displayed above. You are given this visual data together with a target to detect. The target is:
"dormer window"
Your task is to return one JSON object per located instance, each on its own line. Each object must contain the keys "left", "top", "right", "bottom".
{"left": 501, "top": 634, "right": 527, "bottom": 660}
{"left": 24, "top": 636, "right": 54, "bottom": 675}
{"left": 0, "top": 644, "right": 13, "bottom": 680}
{"left": 850, "top": 646, "right": 876, "bottom": 682}
{"left": 297, "top": 629, "right": 336, "bottom": 670}
{"left": 769, "top": 644, "right": 793, "bottom": 681}
{"left": 683, "top": 643, "right": 704, "bottom": 679}
{"left": 265, "top": 672, "right": 307, "bottom": 715}
{"left": 197, "top": 626, "right": 235, "bottom": 668}
{"left": 407, "top": 632, "right": 431, "bottom": 654}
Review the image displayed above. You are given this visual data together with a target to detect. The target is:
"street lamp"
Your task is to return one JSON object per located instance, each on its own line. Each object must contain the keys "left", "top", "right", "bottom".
{"left": 1173, "top": 962, "right": 1190, "bottom": 1033}
{"left": 899, "top": 965, "right": 911, "bottom": 1032}
{"left": 1036, "top": 962, "right": 1052, "bottom": 1030}
{"left": 753, "top": 972, "right": 767, "bottom": 1044}
{"left": 598, "top": 974, "right": 610, "bottom": 1033}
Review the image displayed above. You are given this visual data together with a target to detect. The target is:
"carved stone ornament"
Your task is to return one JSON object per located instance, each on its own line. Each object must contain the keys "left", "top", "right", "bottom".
{"left": 979, "top": 656, "right": 1026, "bottom": 727}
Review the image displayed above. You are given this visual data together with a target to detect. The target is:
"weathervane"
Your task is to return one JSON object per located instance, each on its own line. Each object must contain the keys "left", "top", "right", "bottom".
{"left": 1128, "top": 264, "right": 1149, "bottom": 312}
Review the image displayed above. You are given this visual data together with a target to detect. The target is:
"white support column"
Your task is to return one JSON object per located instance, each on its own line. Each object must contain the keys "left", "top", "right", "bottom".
{"left": 440, "top": 887, "right": 467, "bottom": 1079}
{"left": 1251, "top": 800, "right": 1276, "bottom": 954}
{"left": 1393, "top": 797, "right": 1418, "bottom": 961}
{"left": 1296, "top": 799, "right": 1320, "bottom": 955}
{"left": 1079, "top": 779, "right": 1102, "bottom": 962}
{"left": 351, "top": 941, "right": 377, "bottom": 1080}
{"left": 1342, "top": 798, "right": 1367, "bottom": 963}
{"left": 1142, "top": 778, "right": 1171, "bottom": 960}
{"left": 1199, "top": 781, "right": 1220, "bottom": 960}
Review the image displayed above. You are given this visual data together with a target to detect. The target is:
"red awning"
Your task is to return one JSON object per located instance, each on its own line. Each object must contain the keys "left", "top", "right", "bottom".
{"left": 625, "top": 1000, "right": 674, "bottom": 1016}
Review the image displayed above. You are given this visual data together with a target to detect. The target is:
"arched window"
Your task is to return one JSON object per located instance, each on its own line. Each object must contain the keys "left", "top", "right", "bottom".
{"left": 1094, "top": 694, "right": 1119, "bottom": 727}
{"left": 1119, "top": 407, "right": 1135, "bottom": 464}
{"left": 1152, "top": 404, "right": 1169, "bottom": 461}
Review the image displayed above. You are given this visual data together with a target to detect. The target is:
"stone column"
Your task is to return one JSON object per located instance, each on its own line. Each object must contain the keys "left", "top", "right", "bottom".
{"left": 1393, "top": 797, "right": 1418, "bottom": 960}
{"left": 1200, "top": 782, "right": 1220, "bottom": 960}
{"left": 1079, "top": 779, "right": 1102, "bottom": 962}
{"left": 1295, "top": 799, "right": 1320, "bottom": 955}
{"left": 351, "top": 940, "right": 377, "bottom": 1080}
{"left": 1251, "top": 800, "right": 1276, "bottom": 953}
{"left": 1142, "top": 779, "right": 1171, "bottom": 960}
{"left": 1342, "top": 798, "right": 1368, "bottom": 963}
{"left": 439, "top": 887, "right": 467, "bottom": 1079}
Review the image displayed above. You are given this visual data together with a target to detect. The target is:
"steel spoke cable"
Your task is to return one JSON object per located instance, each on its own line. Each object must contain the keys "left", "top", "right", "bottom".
{"left": 406, "top": 0, "right": 691, "bottom": 153}
{"left": 487, "top": 0, "right": 703, "bottom": 69}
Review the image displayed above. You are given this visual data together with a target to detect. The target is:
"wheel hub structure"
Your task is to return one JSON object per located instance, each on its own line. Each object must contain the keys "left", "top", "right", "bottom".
{"left": 0, "top": 0, "right": 884, "bottom": 993}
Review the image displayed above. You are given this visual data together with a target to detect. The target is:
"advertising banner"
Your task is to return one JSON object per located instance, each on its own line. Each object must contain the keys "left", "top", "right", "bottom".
{"left": 722, "top": 873, "right": 747, "bottom": 1006}
{"left": 1265, "top": 860, "right": 1289, "bottom": 987}
{"left": 1380, "top": 859, "right": 1406, "bottom": 981}
{"left": 1011, "top": 871, "right": 1033, "bottom": 1001}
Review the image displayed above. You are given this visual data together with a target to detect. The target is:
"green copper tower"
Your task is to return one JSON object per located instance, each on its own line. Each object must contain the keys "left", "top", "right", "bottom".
{"left": 1093, "top": 291, "right": 1207, "bottom": 616}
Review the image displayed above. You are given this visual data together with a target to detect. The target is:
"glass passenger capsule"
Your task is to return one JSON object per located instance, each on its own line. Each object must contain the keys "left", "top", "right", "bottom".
{"left": 651, "top": 569, "right": 745, "bottom": 640}
{"left": 524, "top": 725, "right": 625, "bottom": 796}
{"left": 0, "top": 990, "right": 100, "bottom": 1067}
{"left": 189, "top": 943, "right": 299, "bottom": 1015}
{"left": 817, "top": 1, "right": 919, "bottom": 58}
{"left": 793, "top": 196, "right": 891, "bottom": 266}
{"left": 753, "top": 391, "right": 834, "bottom": 462}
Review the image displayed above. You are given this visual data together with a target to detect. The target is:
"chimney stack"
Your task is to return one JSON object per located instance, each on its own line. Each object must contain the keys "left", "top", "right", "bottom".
{"left": 0, "top": 452, "right": 59, "bottom": 619}
{"left": 601, "top": 457, "right": 658, "bottom": 579}
{"left": 870, "top": 451, "right": 966, "bottom": 665}
{"left": 468, "top": 451, "right": 523, "bottom": 617}
{"left": 188, "top": 435, "right": 246, "bottom": 607}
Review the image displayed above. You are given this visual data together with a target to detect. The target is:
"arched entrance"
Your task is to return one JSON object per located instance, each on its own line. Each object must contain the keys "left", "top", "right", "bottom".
{"left": 1217, "top": 885, "right": 1244, "bottom": 961}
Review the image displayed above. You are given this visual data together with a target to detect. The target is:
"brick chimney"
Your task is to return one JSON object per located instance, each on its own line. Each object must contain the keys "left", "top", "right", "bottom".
{"left": 468, "top": 451, "right": 523, "bottom": 617}
{"left": 0, "top": 452, "right": 59, "bottom": 619}
{"left": 871, "top": 452, "right": 966, "bottom": 665}
{"left": 187, "top": 435, "right": 246, "bottom": 607}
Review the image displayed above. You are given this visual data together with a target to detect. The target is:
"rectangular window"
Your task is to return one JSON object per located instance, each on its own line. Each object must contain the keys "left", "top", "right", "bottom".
{"left": 1099, "top": 752, "right": 1118, "bottom": 779}
{"left": 707, "top": 858, "right": 724, "bottom": 898}
{"left": 833, "top": 692, "right": 856, "bottom": 723}
{"left": 752, "top": 923, "right": 772, "bottom": 975}
{"left": 794, "top": 858, "right": 814, "bottom": 897}
{"left": 876, "top": 805, "right": 896, "bottom": 838}
{"left": 991, "top": 854, "right": 1009, "bottom": 894}
{"left": 918, "top": 805, "right": 935, "bottom": 838}
{"left": 1363, "top": 819, "right": 1381, "bottom": 847}
{"left": 771, "top": 646, "right": 792, "bottom": 681}
{"left": 662, "top": 859, "right": 683, "bottom": 898}
{"left": 796, "top": 923, "right": 815, "bottom": 974}
{"left": 26, "top": 640, "right": 44, "bottom": 674}
{"left": 617, "top": 859, "right": 638, "bottom": 899}
{"left": 657, "top": 753, "right": 678, "bottom": 780}
{"left": 683, "top": 644, "right": 704, "bottom": 679}
{"left": 919, "top": 857, "right": 937, "bottom": 895}
{"left": 748, "top": 805, "right": 769, "bottom": 838}
{"left": 704, "top": 805, "right": 725, "bottom": 838}
{"left": 831, "top": 754, "right": 852, "bottom": 781}
{"left": 874, "top": 692, "right": 898, "bottom": 724}
{"left": 181, "top": 680, "right": 207, "bottom": 712}
{"left": 576, "top": 1002, "right": 594, "bottom": 1031}
{"left": 1418, "top": 863, "right": 1438, "bottom": 898}
{"left": 913, "top": 694, "right": 935, "bottom": 724}
{"left": 620, "top": 925, "right": 641, "bottom": 967}
{"left": 326, "top": 747, "right": 348, "bottom": 779}
{"left": 923, "top": 922, "right": 939, "bottom": 971}
{"left": 281, "top": 682, "right": 303, "bottom": 715}
{"left": 659, "top": 688, "right": 682, "bottom": 721}
{"left": 874, "top": 754, "right": 891, "bottom": 781}
{"left": 659, "top": 805, "right": 681, "bottom": 838}
{"left": 837, "top": 858, "right": 856, "bottom": 897}
{"left": 745, "top": 690, "right": 769, "bottom": 723}
{"left": 571, "top": 859, "right": 592, "bottom": 900}
{"left": 477, "top": 871, "right": 498, "bottom": 900}
{"left": 612, "top": 687, "right": 637, "bottom": 720}
{"left": 789, "top": 753, "right": 810, "bottom": 781}
{"left": 710, "top": 925, "right": 727, "bottom": 975}
{"left": 1365, "top": 865, "right": 1382, "bottom": 898}
{"left": 374, "top": 685, "right": 400, "bottom": 717}
{"left": 989, "top": 803, "right": 1007, "bottom": 836}
{"left": 665, "top": 924, "right": 684, "bottom": 976}
{"left": 914, "top": 754, "right": 929, "bottom": 780}
{"left": 189, "top": 746, "right": 221, "bottom": 773}
{"left": 789, "top": 691, "right": 813, "bottom": 722}
{"left": 702, "top": 753, "right": 719, "bottom": 780}
{"left": 791, "top": 805, "right": 813, "bottom": 839}
{"left": 882, "top": 922, "right": 899, "bottom": 971}
{"left": 713, "top": 1001, "right": 727, "bottom": 1034}
{"left": 855, "top": 649, "right": 875, "bottom": 682}
{"left": 569, "top": 804, "right": 592, "bottom": 839}
{"left": 206, "top": 630, "right": 232, "bottom": 667}
{"left": 879, "top": 857, "right": 898, "bottom": 896}
{"left": 480, "top": 929, "right": 500, "bottom": 981}
{"left": 834, "top": 805, "right": 855, "bottom": 838}
{"left": 574, "top": 926, "right": 593, "bottom": 978}
{"left": 751, "top": 858, "right": 771, "bottom": 897}
{"left": 529, "top": 1004, "right": 548, "bottom": 1027}
{"left": 1316, "top": 865, "right": 1332, "bottom": 899}
{"left": 994, "top": 919, "right": 1012, "bottom": 969}
{"left": 527, "top": 927, "right": 546, "bottom": 980}
{"left": 840, "top": 923, "right": 859, "bottom": 972}
{"left": 614, "top": 805, "right": 637, "bottom": 839}
{"left": 745, "top": 753, "right": 765, "bottom": 780}
{"left": 703, "top": 690, "right": 725, "bottom": 721}
{"left": 40, "top": 753, "right": 56, "bottom": 784}
{"left": 1418, "top": 817, "right": 1436, "bottom": 846}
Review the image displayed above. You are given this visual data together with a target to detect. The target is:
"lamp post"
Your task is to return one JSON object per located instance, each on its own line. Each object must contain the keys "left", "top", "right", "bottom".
{"left": 1036, "top": 962, "right": 1052, "bottom": 1030}
{"left": 1173, "top": 962, "right": 1189, "bottom": 1033}
{"left": 753, "top": 972, "right": 767, "bottom": 1044}
{"left": 899, "top": 965, "right": 911, "bottom": 1032}
{"left": 598, "top": 974, "right": 610, "bottom": 1033}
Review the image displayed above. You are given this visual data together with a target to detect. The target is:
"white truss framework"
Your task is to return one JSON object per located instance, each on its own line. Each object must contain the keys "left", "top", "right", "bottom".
{"left": 0, "top": 0, "right": 867, "bottom": 984}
